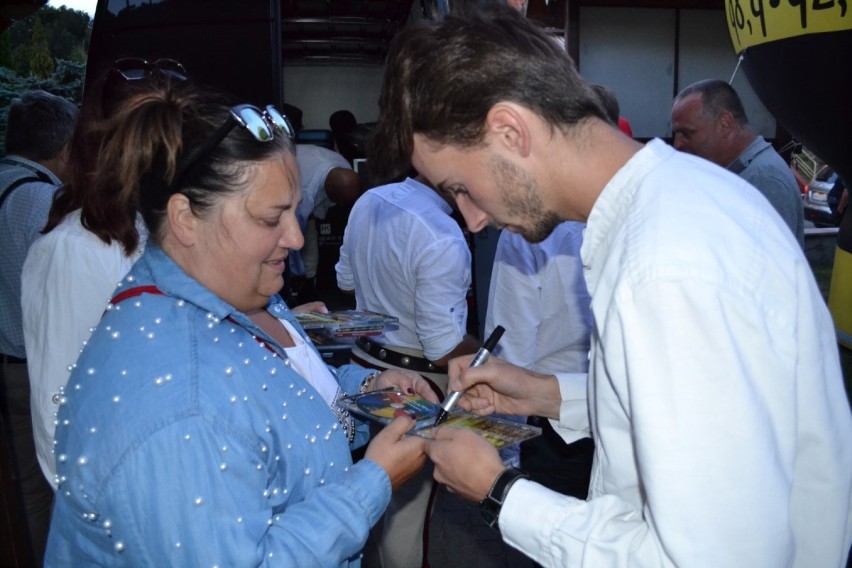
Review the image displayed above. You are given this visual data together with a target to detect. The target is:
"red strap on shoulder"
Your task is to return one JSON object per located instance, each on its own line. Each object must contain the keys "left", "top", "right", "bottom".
{"left": 108, "top": 284, "right": 279, "bottom": 356}
{"left": 109, "top": 285, "right": 164, "bottom": 306}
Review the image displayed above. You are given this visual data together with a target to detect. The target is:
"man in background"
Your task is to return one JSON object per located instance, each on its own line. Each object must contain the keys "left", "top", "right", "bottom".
{"left": 336, "top": 168, "right": 480, "bottom": 567}
{"left": 671, "top": 79, "right": 804, "bottom": 247}
{"left": 288, "top": 142, "right": 362, "bottom": 306}
{"left": 485, "top": 222, "right": 594, "bottom": 501}
{"left": 591, "top": 83, "right": 633, "bottom": 137}
{"left": 0, "top": 89, "right": 78, "bottom": 566}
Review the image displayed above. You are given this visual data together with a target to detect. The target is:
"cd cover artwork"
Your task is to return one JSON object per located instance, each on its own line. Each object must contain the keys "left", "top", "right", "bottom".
{"left": 340, "top": 389, "right": 441, "bottom": 426}
{"left": 338, "top": 390, "right": 541, "bottom": 449}
{"left": 409, "top": 413, "right": 541, "bottom": 449}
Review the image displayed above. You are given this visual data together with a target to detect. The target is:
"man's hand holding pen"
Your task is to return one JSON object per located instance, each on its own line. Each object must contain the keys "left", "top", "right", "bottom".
{"left": 442, "top": 356, "right": 563, "bottom": 421}
{"left": 435, "top": 325, "right": 504, "bottom": 425}
{"left": 424, "top": 343, "right": 564, "bottom": 507}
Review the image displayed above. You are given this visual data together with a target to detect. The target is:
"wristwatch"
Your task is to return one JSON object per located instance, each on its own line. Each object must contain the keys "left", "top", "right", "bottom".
{"left": 480, "top": 467, "right": 529, "bottom": 531}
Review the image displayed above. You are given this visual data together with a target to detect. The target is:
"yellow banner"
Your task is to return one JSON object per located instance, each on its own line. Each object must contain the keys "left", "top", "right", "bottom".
{"left": 726, "top": 0, "right": 851, "bottom": 53}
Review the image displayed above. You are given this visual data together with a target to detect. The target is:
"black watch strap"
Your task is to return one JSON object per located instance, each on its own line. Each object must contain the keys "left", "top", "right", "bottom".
{"left": 480, "top": 467, "right": 529, "bottom": 531}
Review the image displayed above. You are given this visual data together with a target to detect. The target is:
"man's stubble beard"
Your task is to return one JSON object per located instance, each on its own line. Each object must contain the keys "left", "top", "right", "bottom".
{"left": 489, "top": 153, "right": 561, "bottom": 244}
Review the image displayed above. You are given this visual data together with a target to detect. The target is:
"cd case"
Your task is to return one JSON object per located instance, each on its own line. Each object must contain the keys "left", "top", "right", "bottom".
{"left": 295, "top": 309, "right": 399, "bottom": 338}
{"left": 338, "top": 389, "right": 541, "bottom": 449}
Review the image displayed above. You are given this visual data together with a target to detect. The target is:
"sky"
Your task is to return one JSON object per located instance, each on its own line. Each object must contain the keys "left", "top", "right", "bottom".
{"left": 47, "top": 0, "right": 97, "bottom": 17}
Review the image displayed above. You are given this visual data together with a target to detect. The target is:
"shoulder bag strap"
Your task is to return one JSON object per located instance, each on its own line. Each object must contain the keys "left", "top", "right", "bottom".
{"left": 0, "top": 159, "right": 55, "bottom": 211}
{"left": 0, "top": 174, "right": 43, "bottom": 210}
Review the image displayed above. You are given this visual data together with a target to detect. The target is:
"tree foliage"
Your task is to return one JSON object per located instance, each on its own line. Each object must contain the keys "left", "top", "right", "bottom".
{"left": 2, "top": 6, "right": 91, "bottom": 72}
{"left": 29, "top": 17, "right": 55, "bottom": 79}
{"left": 0, "top": 5, "right": 91, "bottom": 153}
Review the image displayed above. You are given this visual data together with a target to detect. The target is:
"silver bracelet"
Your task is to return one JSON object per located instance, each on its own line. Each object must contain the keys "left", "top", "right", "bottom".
{"left": 359, "top": 371, "right": 381, "bottom": 393}
{"left": 331, "top": 386, "right": 356, "bottom": 443}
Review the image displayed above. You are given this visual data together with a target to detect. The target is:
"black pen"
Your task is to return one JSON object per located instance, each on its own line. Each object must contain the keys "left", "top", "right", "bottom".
{"left": 434, "top": 325, "right": 505, "bottom": 425}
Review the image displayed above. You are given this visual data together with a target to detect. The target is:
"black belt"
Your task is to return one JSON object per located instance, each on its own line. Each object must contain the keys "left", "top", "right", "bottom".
{"left": 355, "top": 336, "right": 441, "bottom": 374}
{"left": 1, "top": 354, "right": 26, "bottom": 364}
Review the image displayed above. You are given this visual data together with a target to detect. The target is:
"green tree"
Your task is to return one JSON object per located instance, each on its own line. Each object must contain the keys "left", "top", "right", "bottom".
{"left": 2, "top": 5, "right": 91, "bottom": 72}
{"left": 41, "top": 7, "right": 91, "bottom": 63}
{"left": 29, "top": 17, "right": 54, "bottom": 79}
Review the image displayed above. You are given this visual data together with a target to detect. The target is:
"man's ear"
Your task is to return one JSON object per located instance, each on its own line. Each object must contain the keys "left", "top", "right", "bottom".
{"left": 717, "top": 111, "right": 735, "bottom": 137}
{"left": 58, "top": 141, "right": 72, "bottom": 164}
{"left": 48, "top": 141, "right": 74, "bottom": 182}
{"left": 166, "top": 193, "right": 197, "bottom": 247}
{"left": 485, "top": 102, "right": 531, "bottom": 158}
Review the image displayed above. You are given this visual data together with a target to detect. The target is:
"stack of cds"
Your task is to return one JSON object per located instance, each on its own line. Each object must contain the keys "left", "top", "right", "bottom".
{"left": 295, "top": 309, "right": 399, "bottom": 338}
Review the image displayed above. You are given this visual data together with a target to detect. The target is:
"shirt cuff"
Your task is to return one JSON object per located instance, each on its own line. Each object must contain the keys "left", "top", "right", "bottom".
{"left": 553, "top": 372, "right": 590, "bottom": 441}
{"left": 344, "top": 459, "right": 393, "bottom": 527}
{"left": 499, "top": 478, "right": 583, "bottom": 566}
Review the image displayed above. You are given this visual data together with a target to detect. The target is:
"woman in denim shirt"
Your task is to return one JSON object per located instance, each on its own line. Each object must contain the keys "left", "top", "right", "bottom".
{"left": 45, "top": 80, "right": 434, "bottom": 567}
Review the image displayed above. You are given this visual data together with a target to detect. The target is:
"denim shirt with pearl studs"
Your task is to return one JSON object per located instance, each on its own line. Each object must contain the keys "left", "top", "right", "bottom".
{"left": 45, "top": 244, "right": 390, "bottom": 567}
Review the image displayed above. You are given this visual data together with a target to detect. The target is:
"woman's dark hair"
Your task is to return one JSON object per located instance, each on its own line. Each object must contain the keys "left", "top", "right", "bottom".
{"left": 45, "top": 77, "right": 294, "bottom": 252}
{"left": 366, "top": 122, "right": 418, "bottom": 187}
{"left": 372, "top": 4, "right": 607, "bottom": 183}
{"left": 43, "top": 69, "right": 175, "bottom": 253}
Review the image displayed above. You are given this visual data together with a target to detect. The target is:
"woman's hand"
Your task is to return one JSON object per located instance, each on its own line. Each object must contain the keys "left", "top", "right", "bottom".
{"left": 291, "top": 301, "right": 328, "bottom": 314}
{"left": 365, "top": 414, "right": 427, "bottom": 490}
{"left": 372, "top": 369, "right": 440, "bottom": 404}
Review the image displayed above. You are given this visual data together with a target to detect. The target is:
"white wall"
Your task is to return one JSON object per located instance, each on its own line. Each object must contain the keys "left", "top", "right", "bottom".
{"left": 578, "top": 7, "right": 775, "bottom": 139}
{"left": 282, "top": 64, "right": 386, "bottom": 130}
{"left": 579, "top": 7, "right": 676, "bottom": 139}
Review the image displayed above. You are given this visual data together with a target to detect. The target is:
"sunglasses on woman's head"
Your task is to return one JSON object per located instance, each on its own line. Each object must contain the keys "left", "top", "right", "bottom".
{"left": 229, "top": 104, "right": 295, "bottom": 143}
{"left": 111, "top": 58, "right": 188, "bottom": 82}
{"left": 171, "top": 104, "right": 295, "bottom": 190}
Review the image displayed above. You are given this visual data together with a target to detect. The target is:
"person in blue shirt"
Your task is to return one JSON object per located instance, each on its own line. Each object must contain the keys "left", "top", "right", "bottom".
{"left": 45, "top": 78, "right": 434, "bottom": 567}
{"left": 0, "top": 89, "right": 78, "bottom": 566}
